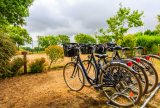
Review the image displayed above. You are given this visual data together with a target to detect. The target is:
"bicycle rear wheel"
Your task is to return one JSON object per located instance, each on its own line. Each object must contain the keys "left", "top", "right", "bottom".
{"left": 139, "top": 59, "right": 158, "bottom": 93}
{"left": 63, "top": 61, "right": 85, "bottom": 91}
{"left": 99, "top": 63, "right": 142, "bottom": 107}
{"left": 131, "top": 62, "right": 148, "bottom": 96}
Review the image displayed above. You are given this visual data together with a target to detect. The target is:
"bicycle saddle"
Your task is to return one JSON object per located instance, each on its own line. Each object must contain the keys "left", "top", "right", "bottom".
{"left": 133, "top": 46, "right": 143, "bottom": 49}
{"left": 122, "top": 47, "right": 130, "bottom": 50}
{"left": 95, "top": 54, "right": 108, "bottom": 58}
{"left": 106, "top": 42, "right": 117, "bottom": 47}
{"left": 138, "top": 46, "right": 143, "bottom": 49}
{"left": 108, "top": 45, "right": 122, "bottom": 51}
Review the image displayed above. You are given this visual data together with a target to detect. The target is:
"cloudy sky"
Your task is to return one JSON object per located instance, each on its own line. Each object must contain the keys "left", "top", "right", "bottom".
{"left": 23, "top": 0, "right": 160, "bottom": 44}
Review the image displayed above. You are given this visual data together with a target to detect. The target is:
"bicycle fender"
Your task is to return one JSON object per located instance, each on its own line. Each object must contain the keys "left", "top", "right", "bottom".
{"left": 131, "top": 57, "right": 153, "bottom": 65}
{"left": 104, "top": 61, "right": 138, "bottom": 74}
{"left": 122, "top": 59, "right": 145, "bottom": 69}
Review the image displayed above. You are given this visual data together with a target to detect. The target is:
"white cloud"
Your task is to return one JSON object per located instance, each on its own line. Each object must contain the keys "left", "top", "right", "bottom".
{"left": 24, "top": 0, "right": 160, "bottom": 43}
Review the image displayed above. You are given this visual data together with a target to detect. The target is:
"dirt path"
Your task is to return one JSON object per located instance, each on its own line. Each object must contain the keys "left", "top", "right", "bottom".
{"left": 1, "top": 54, "right": 160, "bottom": 108}
{"left": 0, "top": 69, "right": 108, "bottom": 108}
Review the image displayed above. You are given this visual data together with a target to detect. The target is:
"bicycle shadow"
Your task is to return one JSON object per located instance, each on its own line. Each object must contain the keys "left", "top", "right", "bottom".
{"left": 67, "top": 89, "right": 111, "bottom": 108}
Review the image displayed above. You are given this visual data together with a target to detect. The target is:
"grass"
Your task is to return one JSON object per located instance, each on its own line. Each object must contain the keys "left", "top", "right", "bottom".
{"left": 2, "top": 54, "right": 160, "bottom": 108}
{"left": 29, "top": 51, "right": 45, "bottom": 54}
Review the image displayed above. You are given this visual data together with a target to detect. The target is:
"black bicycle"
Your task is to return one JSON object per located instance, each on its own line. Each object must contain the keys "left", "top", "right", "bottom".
{"left": 84, "top": 44, "right": 148, "bottom": 96}
{"left": 107, "top": 42, "right": 158, "bottom": 93}
{"left": 62, "top": 43, "right": 142, "bottom": 107}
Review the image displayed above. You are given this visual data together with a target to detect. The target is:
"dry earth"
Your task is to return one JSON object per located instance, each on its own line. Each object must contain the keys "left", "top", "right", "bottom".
{"left": 0, "top": 53, "right": 160, "bottom": 108}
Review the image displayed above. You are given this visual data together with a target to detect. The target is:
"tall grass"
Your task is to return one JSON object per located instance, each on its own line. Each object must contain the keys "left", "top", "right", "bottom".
{"left": 135, "top": 35, "right": 160, "bottom": 53}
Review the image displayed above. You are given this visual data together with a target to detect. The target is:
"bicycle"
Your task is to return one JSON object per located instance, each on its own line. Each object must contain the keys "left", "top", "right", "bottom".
{"left": 106, "top": 42, "right": 158, "bottom": 93}
{"left": 62, "top": 43, "right": 142, "bottom": 107}
{"left": 84, "top": 44, "right": 148, "bottom": 96}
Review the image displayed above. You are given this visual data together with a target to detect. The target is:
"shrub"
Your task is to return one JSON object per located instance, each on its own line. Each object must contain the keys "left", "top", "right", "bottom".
{"left": 121, "top": 34, "right": 136, "bottom": 57}
{"left": 29, "top": 58, "right": 46, "bottom": 73}
{"left": 0, "top": 31, "right": 18, "bottom": 78}
{"left": 19, "top": 47, "right": 25, "bottom": 51}
{"left": 136, "top": 35, "right": 160, "bottom": 53}
{"left": 9, "top": 57, "right": 24, "bottom": 76}
{"left": 45, "top": 45, "right": 64, "bottom": 68}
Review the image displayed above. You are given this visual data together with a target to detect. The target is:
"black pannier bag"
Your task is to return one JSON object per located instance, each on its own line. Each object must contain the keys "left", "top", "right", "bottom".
{"left": 105, "top": 42, "right": 117, "bottom": 52}
{"left": 62, "top": 43, "right": 79, "bottom": 57}
{"left": 95, "top": 44, "right": 107, "bottom": 54}
{"left": 80, "top": 44, "right": 94, "bottom": 54}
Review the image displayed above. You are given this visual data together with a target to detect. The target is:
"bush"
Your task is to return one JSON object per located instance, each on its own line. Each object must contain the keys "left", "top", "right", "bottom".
{"left": 45, "top": 45, "right": 64, "bottom": 68}
{"left": 10, "top": 57, "right": 24, "bottom": 76}
{"left": 121, "top": 34, "right": 136, "bottom": 57}
{"left": 29, "top": 58, "right": 46, "bottom": 73}
{"left": 136, "top": 35, "right": 160, "bottom": 53}
{"left": 0, "top": 31, "right": 18, "bottom": 78}
{"left": 19, "top": 47, "right": 25, "bottom": 51}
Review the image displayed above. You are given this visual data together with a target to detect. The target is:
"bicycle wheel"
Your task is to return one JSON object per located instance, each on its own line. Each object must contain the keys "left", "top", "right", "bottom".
{"left": 138, "top": 59, "right": 158, "bottom": 93}
{"left": 99, "top": 63, "right": 142, "bottom": 107}
{"left": 142, "top": 55, "right": 160, "bottom": 81}
{"left": 63, "top": 61, "right": 85, "bottom": 91}
{"left": 131, "top": 62, "right": 148, "bottom": 96}
{"left": 82, "top": 60, "right": 97, "bottom": 86}
{"left": 110, "top": 58, "right": 148, "bottom": 96}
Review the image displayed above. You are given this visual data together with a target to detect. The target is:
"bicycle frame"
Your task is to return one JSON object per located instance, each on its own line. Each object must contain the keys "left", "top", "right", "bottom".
{"left": 79, "top": 52, "right": 122, "bottom": 87}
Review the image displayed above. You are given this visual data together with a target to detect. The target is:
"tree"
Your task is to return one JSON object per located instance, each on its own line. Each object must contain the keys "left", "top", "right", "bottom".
{"left": 96, "top": 35, "right": 115, "bottom": 44}
{"left": 151, "top": 30, "right": 159, "bottom": 36}
{"left": 0, "top": 31, "right": 18, "bottom": 78}
{"left": 99, "top": 28, "right": 106, "bottom": 35}
{"left": 0, "top": 0, "right": 34, "bottom": 27}
{"left": 155, "top": 15, "right": 160, "bottom": 33}
{"left": 6, "top": 26, "right": 32, "bottom": 50}
{"left": 134, "top": 32, "right": 143, "bottom": 36}
{"left": 37, "top": 35, "right": 59, "bottom": 48}
{"left": 58, "top": 34, "right": 70, "bottom": 44}
{"left": 74, "top": 33, "right": 96, "bottom": 44}
{"left": 144, "top": 29, "right": 152, "bottom": 35}
{"left": 106, "top": 3, "right": 144, "bottom": 43}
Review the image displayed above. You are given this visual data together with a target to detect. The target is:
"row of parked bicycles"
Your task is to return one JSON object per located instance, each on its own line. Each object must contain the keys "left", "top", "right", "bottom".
{"left": 62, "top": 42, "right": 160, "bottom": 107}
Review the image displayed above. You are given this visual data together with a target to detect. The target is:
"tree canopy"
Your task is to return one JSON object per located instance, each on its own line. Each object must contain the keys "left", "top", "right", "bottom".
{"left": 74, "top": 33, "right": 96, "bottom": 44}
{"left": 5, "top": 26, "right": 32, "bottom": 48}
{"left": 155, "top": 15, "right": 160, "bottom": 32}
{"left": 106, "top": 3, "right": 144, "bottom": 43}
{"left": 58, "top": 34, "right": 70, "bottom": 43}
{"left": 37, "top": 35, "right": 60, "bottom": 48}
{"left": 0, "top": 0, "right": 34, "bottom": 27}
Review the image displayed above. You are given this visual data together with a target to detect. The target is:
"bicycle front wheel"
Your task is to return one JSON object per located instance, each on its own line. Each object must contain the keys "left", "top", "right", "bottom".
{"left": 63, "top": 61, "right": 85, "bottom": 91}
{"left": 99, "top": 63, "right": 142, "bottom": 107}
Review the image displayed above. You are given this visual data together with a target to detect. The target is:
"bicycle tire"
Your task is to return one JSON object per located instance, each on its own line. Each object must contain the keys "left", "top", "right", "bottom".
{"left": 138, "top": 59, "right": 158, "bottom": 93}
{"left": 107, "top": 57, "right": 148, "bottom": 96}
{"left": 63, "top": 61, "right": 85, "bottom": 91}
{"left": 130, "top": 61, "right": 148, "bottom": 96}
{"left": 99, "top": 62, "right": 142, "bottom": 107}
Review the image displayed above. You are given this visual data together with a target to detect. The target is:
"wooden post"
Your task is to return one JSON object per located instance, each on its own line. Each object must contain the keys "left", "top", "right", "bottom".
{"left": 32, "top": 41, "right": 33, "bottom": 54}
{"left": 37, "top": 45, "right": 39, "bottom": 53}
{"left": 24, "top": 52, "right": 27, "bottom": 74}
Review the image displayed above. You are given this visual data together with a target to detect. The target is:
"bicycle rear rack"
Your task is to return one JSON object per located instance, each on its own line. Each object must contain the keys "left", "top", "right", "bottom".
{"left": 106, "top": 82, "right": 160, "bottom": 108}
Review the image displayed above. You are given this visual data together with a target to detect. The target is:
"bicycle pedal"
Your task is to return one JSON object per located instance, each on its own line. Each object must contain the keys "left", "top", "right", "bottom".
{"left": 150, "top": 71, "right": 154, "bottom": 75}
{"left": 94, "top": 84, "right": 102, "bottom": 91}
